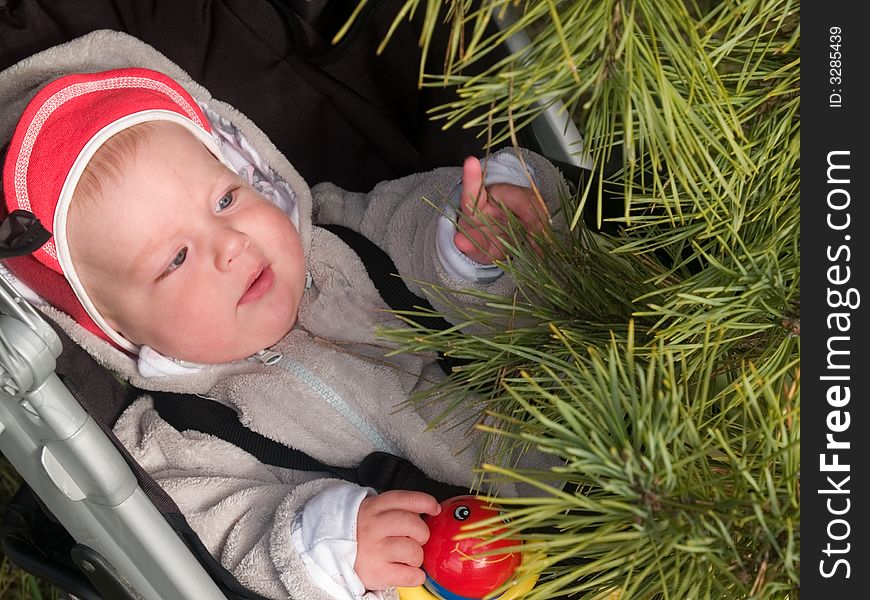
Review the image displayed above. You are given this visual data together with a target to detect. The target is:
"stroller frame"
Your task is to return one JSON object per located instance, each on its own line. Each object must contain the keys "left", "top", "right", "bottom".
{"left": 0, "top": 275, "right": 229, "bottom": 599}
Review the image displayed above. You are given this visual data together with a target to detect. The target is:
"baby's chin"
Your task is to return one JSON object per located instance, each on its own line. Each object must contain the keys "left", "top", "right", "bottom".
{"left": 156, "top": 317, "right": 297, "bottom": 365}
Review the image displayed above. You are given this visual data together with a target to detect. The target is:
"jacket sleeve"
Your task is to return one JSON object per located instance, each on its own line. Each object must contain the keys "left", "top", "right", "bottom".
{"left": 113, "top": 396, "right": 399, "bottom": 600}
{"left": 310, "top": 148, "right": 568, "bottom": 321}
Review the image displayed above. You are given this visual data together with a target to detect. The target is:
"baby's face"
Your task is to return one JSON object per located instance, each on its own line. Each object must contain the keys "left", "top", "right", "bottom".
{"left": 68, "top": 121, "right": 306, "bottom": 363}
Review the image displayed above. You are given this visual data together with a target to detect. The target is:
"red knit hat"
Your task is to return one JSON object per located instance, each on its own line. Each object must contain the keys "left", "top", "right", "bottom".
{"left": 1, "top": 67, "right": 227, "bottom": 353}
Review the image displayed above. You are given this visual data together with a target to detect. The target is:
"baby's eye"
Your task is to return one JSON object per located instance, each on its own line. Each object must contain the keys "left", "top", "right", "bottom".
{"left": 160, "top": 247, "right": 187, "bottom": 279}
{"left": 216, "top": 191, "right": 235, "bottom": 212}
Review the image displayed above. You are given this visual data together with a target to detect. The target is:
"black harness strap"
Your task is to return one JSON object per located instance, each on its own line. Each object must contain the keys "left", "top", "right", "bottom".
{"left": 151, "top": 391, "right": 356, "bottom": 481}
{"left": 320, "top": 223, "right": 453, "bottom": 332}
{"left": 322, "top": 223, "right": 469, "bottom": 373}
{"left": 151, "top": 392, "right": 467, "bottom": 501}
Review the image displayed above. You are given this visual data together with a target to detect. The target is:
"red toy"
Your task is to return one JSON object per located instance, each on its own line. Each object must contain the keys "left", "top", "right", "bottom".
{"left": 421, "top": 495, "right": 522, "bottom": 599}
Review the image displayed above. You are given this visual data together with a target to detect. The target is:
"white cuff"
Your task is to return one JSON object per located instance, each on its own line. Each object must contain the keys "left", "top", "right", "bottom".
{"left": 436, "top": 152, "right": 538, "bottom": 282}
{"left": 291, "top": 483, "right": 384, "bottom": 600}
{"left": 477, "top": 152, "right": 538, "bottom": 188}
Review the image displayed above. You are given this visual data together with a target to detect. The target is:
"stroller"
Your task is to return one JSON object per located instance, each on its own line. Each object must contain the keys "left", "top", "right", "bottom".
{"left": 0, "top": 1, "right": 589, "bottom": 599}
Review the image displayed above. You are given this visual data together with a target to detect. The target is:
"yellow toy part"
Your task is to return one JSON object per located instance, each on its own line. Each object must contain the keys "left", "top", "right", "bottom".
{"left": 397, "top": 549, "right": 543, "bottom": 600}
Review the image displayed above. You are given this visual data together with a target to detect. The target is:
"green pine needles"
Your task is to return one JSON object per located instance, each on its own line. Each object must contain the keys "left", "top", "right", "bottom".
{"left": 350, "top": 1, "right": 800, "bottom": 598}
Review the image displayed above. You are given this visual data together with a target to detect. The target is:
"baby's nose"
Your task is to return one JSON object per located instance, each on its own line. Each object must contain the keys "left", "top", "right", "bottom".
{"left": 215, "top": 228, "right": 250, "bottom": 269}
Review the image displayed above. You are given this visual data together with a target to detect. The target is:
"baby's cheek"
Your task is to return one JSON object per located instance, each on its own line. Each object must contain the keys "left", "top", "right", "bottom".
{"left": 159, "top": 331, "right": 235, "bottom": 363}
{"left": 141, "top": 306, "right": 227, "bottom": 362}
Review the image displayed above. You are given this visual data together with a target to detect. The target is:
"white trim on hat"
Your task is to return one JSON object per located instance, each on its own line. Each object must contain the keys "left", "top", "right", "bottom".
{"left": 53, "top": 109, "right": 235, "bottom": 353}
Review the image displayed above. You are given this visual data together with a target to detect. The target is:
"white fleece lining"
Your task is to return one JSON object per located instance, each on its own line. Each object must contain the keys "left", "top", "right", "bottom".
{"left": 53, "top": 109, "right": 236, "bottom": 353}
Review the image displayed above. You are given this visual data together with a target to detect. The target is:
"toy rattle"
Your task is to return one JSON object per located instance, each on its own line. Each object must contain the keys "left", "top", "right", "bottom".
{"left": 398, "top": 495, "right": 541, "bottom": 600}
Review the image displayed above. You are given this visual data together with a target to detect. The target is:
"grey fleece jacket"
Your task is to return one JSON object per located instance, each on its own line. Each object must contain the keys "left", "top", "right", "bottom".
{"left": 0, "top": 31, "right": 568, "bottom": 600}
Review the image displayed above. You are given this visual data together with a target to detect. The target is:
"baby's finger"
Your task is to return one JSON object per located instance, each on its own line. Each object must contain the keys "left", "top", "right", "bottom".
{"left": 372, "top": 490, "right": 442, "bottom": 517}
{"left": 488, "top": 184, "right": 548, "bottom": 230}
{"left": 386, "top": 565, "right": 427, "bottom": 589}
{"left": 371, "top": 510, "right": 431, "bottom": 544}
{"left": 454, "top": 231, "right": 474, "bottom": 257}
{"left": 460, "top": 157, "right": 485, "bottom": 214}
{"left": 454, "top": 230, "right": 497, "bottom": 265}
{"left": 382, "top": 537, "right": 426, "bottom": 567}
{"left": 507, "top": 196, "right": 547, "bottom": 232}
{"left": 359, "top": 562, "right": 426, "bottom": 592}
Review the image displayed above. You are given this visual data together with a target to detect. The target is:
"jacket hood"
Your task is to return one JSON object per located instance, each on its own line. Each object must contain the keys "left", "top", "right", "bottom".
{"left": 0, "top": 30, "right": 317, "bottom": 389}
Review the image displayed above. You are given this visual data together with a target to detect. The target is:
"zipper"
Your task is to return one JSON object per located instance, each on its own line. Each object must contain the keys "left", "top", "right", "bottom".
{"left": 246, "top": 348, "right": 396, "bottom": 452}
{"left": 246, "top": 268, "right": 395, "bottom": 452}
{"left": 251, "top": 348, "right": 283, "bottom": 366}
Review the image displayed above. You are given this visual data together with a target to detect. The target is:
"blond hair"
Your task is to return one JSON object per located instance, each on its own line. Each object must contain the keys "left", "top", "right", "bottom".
{"left": 71, "top": 121, "right": 161, "bottom": 210}
{"left": 67, "top": 121, "right": 163, "bottom": 326}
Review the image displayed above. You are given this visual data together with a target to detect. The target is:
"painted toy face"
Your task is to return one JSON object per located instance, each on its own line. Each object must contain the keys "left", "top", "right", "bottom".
{"left": 422, "top": 495, "right": 522, "bottom": 599}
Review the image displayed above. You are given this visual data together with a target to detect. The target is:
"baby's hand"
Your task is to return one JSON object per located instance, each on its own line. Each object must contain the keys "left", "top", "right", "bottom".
{"left": 354, "top": 490, "right": 441, "bottom": 591}
{"left": 454, "top": 156, "right": 548, "bottom": 264}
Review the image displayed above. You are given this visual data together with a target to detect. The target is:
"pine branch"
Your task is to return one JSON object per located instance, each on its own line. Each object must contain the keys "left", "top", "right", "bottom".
{"left": 349, "top": 1, "right": 801, "bottom": 597}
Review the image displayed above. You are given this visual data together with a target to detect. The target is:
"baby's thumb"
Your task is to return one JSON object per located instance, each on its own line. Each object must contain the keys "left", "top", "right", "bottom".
{"left": 461, "top": 157, "right": 485, "bottom": 214}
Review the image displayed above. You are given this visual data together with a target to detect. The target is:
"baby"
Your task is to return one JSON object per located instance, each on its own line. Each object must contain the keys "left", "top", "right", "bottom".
{"left": 1, "top": 43, "right": 564, "bottom": 600}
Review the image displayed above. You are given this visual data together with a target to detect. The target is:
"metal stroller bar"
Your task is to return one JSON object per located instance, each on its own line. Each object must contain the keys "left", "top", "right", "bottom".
{"left": 0, "top": 276, "right": 229, "bottom": 600}
{"left": 493, "top": 5, "right": 593, "bottom": 173}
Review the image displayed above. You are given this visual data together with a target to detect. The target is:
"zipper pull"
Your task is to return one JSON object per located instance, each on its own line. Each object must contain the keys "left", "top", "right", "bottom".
{"left": 249, "top": 348, "right": 283, "bottom": 365}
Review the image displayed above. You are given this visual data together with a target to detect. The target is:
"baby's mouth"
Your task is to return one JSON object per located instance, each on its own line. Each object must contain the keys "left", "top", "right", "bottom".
{"left": 239, "top": 265, "right": 274, "bottom": 305}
